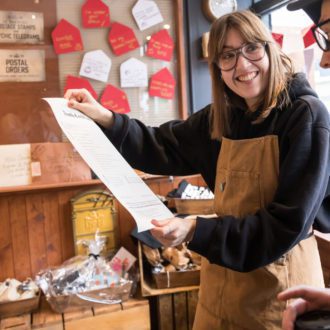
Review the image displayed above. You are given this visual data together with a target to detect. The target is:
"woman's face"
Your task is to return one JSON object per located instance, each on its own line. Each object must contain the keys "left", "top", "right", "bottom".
{"left": 220, "top": 28, "right": 270, "bottom": 111}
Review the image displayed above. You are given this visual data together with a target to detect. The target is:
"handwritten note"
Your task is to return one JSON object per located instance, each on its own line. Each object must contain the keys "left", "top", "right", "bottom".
{"left": 120, "top": 58, "right": 148, "bottom": 88}
{"left": 0, "top": 144, "right": 31, "bottom": 187}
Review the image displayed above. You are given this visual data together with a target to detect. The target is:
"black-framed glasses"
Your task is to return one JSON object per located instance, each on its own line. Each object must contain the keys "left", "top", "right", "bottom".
{"left": 312, "top": 19, "right": 330, "bottom": 52}
{"left": 218, "top": 42, "right": 267, "bottom": 72}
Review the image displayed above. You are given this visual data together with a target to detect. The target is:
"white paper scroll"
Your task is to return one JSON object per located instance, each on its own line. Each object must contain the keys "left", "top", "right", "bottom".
{"left": 44, "top": 98, "right": 173, "bottom": 232}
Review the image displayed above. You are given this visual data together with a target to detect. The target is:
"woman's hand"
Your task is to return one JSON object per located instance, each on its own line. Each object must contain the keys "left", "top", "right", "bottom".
{"left": 150, "top": 217, "right": 196, "bottom": 247}
{"left": 278, "top": 285, "right": 330, "bottom": 330}
{"left": 64, "top": 88, "right": 114, "bottom": 129}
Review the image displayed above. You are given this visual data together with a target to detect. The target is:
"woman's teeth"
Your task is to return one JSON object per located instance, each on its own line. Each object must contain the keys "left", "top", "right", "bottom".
{"left": 237, "top": 72, "right": 258, "bottom": 82}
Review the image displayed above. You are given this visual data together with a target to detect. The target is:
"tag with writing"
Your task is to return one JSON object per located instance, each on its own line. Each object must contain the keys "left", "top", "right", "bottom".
{"left": 108, "top": 22, "right": 139, "bottom": 56}
{"left": 109, "top": 247, "right": 137, "bottom": 275}
{"left": 132, "top": 0, "right": 163, "bottom": 31}
{"left": 82, "top": 0, "right": 110, "bottom": 28}
{"left": 100, "top": 84, "right": 131, "bottom": 114}
{"left": 120, "top": 57, "right": 148, "bottom": 88}
{"left": 52, "top": 19, "right": 84, "bottom": 54}
{"left": 146, "top": 29, "right": 174, "bottom": 61}
{"left": 64, "top": 75, "right": 98, "bottom": 100}
{"left": 149, "top": 67, "right": 176, "bottom": 99}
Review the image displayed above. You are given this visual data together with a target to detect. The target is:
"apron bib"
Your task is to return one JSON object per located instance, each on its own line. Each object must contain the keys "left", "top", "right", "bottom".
{"left": 193, "top": 136, "right": 324, "bottom": 330}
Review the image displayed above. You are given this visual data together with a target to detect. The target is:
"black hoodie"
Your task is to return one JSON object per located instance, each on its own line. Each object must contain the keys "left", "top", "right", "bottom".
{"left": 104, "top": 73, "right": 330, "bottom": 272}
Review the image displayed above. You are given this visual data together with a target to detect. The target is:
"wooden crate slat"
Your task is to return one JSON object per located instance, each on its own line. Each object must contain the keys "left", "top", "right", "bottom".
{"left": 32, "top": 297, "right": 62, "bottom": 328}
{"left": 62, "top": 307, "right": 93, "bottom": 322}
{"left": 0, "top": 314, "right": 31, "bottom": 330}
{"left": 0, "top": 197, "right": 14, "bottom": 279}
{"left": 173, "top": 292, "right": 188, "bottom": 330}
{"left": 157, "top": 294, "right": 173, "bottom": 330}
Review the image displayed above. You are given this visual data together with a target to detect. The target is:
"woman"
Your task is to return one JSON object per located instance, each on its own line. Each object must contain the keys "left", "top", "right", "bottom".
{"left": 65, "top": 10, "right": 330, "bottom": 330}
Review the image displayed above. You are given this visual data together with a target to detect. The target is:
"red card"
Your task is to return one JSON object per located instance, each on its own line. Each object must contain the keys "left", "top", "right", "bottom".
{"left": 146, "top": 29, "right": 174, "bottom": 61}
{"left": 302, "top": 25, "right": 316, "bottom": 49}
{"left": 64, "top": 75, "right": 98, "bottom": 100}
{"left": 149, "top": 68, "right": 176, "bottom": 99}
{"left": 52, "top": 19, "right": 84, "bottom": 54}
{"left": 108, "top": 22, "right": 139, "bottom": 56}
{"left": 82, "top": 0, "right": 110, "bottom": 28}
{"left": 100, "top": 84, "right": 131, "bottom": 114}
{"left": 271, "top": 32, "right": 283, "bottom": 48}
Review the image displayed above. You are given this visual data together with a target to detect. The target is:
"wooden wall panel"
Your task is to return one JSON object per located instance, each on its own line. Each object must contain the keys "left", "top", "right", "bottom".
{"left": 0, "top": 198, "right": 14, "bottom": 279}
{"left": 42, "top": 192, "right": 63, "bottom": 267}
{"left": 9, "top": 196, "right": 31, "bottom": 280}
{"left": 26, "top": 194, "right": 48, "bottom": 276}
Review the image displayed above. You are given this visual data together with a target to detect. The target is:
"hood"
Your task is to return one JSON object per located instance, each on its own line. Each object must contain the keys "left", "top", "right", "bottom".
{"left": 287, "top": 0, "right": 322, "bottom": 24}
{"left": 287, "top": 72, "right": 318, "bottom": 102}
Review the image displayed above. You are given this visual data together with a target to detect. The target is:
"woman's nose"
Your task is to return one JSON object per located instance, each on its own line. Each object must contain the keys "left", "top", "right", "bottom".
{"left": 235, "top": 53, "right": 252, "bottom": 69}
{"left": 320, "top": 51, "right": 330, "bottom": 69}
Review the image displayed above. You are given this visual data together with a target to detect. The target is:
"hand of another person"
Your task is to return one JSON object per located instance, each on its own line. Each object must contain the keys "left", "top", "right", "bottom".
{"left": 64, "top": 88, "right": 114, "bottom": 129}
{"left": 150, "top": 217, "right": 196, "bottom": 247}
{"left": 278, "top": 285, "right": 330, "bottom": 330}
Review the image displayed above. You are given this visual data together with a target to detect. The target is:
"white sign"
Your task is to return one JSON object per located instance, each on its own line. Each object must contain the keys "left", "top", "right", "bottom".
{"left": 0, "top": 11, "right": 44, "bottom": 44}
{"left": 132, "top": 0, "right": 163, "bottom": 31}
{"left": 120, "top": 58, "right": 148, "bottom": 88}
{"left": 0, "top": 49, "right": 45, "bottom": 82}
{"left": 79, "top": 50, "right": 111, "bottom": 83}
{"left": 44, "top": 98, "right": 173, "bottom": 232}
{"left": 0, "top": 144, "right": 31, "bottom": 187}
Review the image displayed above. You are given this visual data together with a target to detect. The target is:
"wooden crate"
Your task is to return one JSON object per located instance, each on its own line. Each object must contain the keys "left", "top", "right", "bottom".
{"left": 0, "top": 292, "right": 40, "bottom": 318}
{"left": 152, "top": 269, "right": 200, "bottom": 289}
{"left": 170, "top": 198, "right": 214, "bottom": 215}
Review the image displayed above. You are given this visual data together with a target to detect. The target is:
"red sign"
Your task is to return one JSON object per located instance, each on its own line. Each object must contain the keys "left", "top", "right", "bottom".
{"left": 51, "top": 19, "right": 84, "bottom": 54}
{"left": 100, "top": 84, "right": 131, "bottom": 114}
{"left": 82, "top": 0, "right": 110, "bottom": 28}
{"left": 108, "top": 22, "right": 139, "bottom": 56}
{"left": 149, "top": 68, "right": 176, "bottom": 99}
{"left": 64, "top": 75, "right": 98, "bottom": 100}
{"left": 302, "top": 25, "right": 316, "bottom": 49}
{"left": 271, "top": 32, "right": 283, "bottom": 48}
{"left": 146, "top": 29, "right": 174, "bottom": 61}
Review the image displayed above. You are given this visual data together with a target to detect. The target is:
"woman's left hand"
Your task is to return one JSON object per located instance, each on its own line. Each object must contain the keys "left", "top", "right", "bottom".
{"left": 150, "top": 217, "right": 196, "bottom": 247}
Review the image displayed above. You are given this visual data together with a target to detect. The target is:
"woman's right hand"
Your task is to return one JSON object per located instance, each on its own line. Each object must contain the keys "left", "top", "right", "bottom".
{"left": 64, "top": 88, "right": 114, "bottom": 129}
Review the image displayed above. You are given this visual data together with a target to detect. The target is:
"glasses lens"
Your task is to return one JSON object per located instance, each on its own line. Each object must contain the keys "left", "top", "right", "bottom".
{"left": 219, "top": 42, "right": 266, "bottom": 71}
{"left": 242, "top": 43, "right": 265, "bottom": 60}
{"left": 314, "top": 28, "right": 329, "bottom": 52}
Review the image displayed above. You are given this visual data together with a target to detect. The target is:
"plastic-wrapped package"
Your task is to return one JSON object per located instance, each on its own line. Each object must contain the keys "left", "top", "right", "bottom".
{"left": 36, "top": 233, "right": 133, "bottom": 313}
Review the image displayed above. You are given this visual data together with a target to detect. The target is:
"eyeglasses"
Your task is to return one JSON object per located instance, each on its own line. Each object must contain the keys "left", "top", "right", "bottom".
{"left": 312, "top": 19, "right": 330, "bottom": 52}
{"left": 218, "top": 42, "right": 267, "bottom": 71}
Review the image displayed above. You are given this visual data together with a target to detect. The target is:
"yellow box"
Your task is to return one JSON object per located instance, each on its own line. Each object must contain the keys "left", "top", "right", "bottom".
{"left": 71, "top": 190, "right": 119, "bottom": 256}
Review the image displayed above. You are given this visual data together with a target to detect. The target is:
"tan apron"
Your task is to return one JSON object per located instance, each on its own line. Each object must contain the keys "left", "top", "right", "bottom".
{"left": 193, "top": 136, "right": 324, "bottom": 330}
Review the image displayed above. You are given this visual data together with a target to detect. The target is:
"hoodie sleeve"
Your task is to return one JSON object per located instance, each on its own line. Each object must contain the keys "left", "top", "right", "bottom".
{"left": 189, "top": 97, "right": 330, "bottom": 272}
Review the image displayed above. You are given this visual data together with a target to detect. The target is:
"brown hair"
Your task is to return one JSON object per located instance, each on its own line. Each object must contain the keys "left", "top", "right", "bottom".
{"left": 208, "top": 10, "right": 294, "bottom": 140}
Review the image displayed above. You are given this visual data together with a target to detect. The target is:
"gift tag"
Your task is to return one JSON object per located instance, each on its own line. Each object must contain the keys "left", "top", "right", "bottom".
{"left": 108, "top": 22, "right": 139, "bottom": 56}
{"left": 109, "top": 247, "right": 137, "bottom": 275}
{"left": 82, "top": 0, "right": 110, "bottom": 28}
{"left": 120, "top": 58, "right": 148, "bottom": 88}
{"left": 79, "top": 50, "right": 111, "bottom": 82}
{"left": 146, "top": 29, "right": 174, "bottom": 61}
{"left": 100, "top": 84, "right": 131, "bottom": 113}
{"left": 64, "top": 75, "right": 98, "bottom": 100}
{"left": 52, "top": 19, "right": 84, "bottom": 54}
{"left": 272, "top": 32, "right": 283, "bottom": 48}
{"left": 132, "top": 0, "right": 163, "bottom": 31}
{"left": 149, "top": 67, "right": 175, "bottom": 99}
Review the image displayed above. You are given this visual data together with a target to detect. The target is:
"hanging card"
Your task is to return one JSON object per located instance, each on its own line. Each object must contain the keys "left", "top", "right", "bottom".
{"left": 64, "top": 75, "right": 98, "bottom": 100}
{"left": 52, "top": 19, "right": 84, "bottom": 54}
{"left": 108, "top": 22, "right": 139, "bottom": 56}
{"left": 132, "top": 0, "right": 163, "bottom": 31}
{"left": 82, "top": 0, "right": 110, "bottom": 28}
{"left": 146, "top": 29, "right": 174, "bottom": 61}
{"left": 149, "top": 67, "right": 175, "bottom": 99}
{"left": 302, "top": 25, "right": 316, "bottom": 49}
{"left": 79, "top": 50, "right": 111, "bottom": 82}
{"left": 272, "top": 32, "right": 283, "bottom": 48}
{"left": 100, "top": 84, "right": 131, "bottom": 114}
{"left": 120, "top": 58, "right": 148, "bottom": 88}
